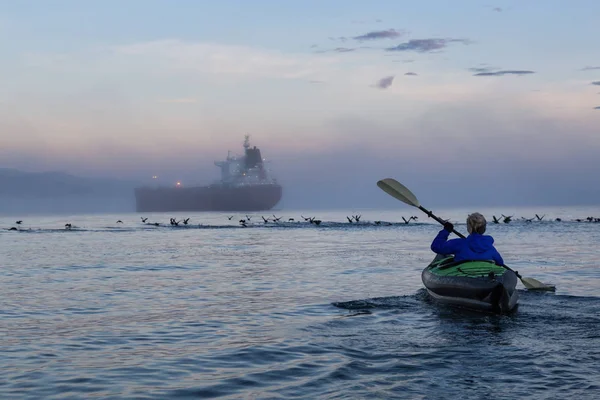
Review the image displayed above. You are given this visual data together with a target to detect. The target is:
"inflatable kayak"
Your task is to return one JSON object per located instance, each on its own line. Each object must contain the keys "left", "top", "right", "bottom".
{"left": 422, "top": 254, "right": 519, "bottom": 313}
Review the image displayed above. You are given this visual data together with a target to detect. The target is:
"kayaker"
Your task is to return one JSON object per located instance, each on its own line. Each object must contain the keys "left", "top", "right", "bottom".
{"left": 430, "top": 212, "right": 505, "bottom": 266}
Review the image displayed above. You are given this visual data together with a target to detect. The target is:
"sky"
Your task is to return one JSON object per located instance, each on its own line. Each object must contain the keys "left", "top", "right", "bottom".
{"left": 1, "top": 0, "right": 599, "bottom": 208}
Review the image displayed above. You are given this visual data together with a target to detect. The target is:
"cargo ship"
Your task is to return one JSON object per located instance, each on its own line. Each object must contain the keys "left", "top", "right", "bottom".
{"left": 134, "top": 136, "right": 282, "bottom": 212}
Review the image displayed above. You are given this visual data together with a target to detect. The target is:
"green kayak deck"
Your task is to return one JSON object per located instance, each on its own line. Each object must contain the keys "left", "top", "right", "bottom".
{"left": 428, "top": 257, "right": 508, "bottom": 277}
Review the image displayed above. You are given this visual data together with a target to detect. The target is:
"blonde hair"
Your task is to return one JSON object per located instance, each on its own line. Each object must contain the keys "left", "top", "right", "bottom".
{"left": 467, "top": 212, "right": 486, "bottom": 234}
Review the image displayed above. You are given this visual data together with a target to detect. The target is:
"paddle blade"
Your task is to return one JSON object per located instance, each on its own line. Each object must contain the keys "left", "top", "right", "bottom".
{"left": 521, "top": 277, "right": 556, "bottom": 291}
{"left": 377, "top": 178, "right": 420, "bottom": 207}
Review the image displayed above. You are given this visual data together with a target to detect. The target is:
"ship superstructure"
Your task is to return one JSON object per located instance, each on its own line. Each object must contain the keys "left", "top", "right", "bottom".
{"left": 214, "top": 135, "right": 275, "bottom": 187}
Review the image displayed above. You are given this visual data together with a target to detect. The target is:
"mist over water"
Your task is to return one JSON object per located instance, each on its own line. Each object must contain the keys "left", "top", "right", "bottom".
{"left": 3, "top": 163, "right": 600, "bottom": 214}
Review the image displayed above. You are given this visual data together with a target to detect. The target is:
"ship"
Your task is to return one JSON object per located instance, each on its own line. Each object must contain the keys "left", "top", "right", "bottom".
{"left": 134, "top": 136, "right": 282, "bottom": 212}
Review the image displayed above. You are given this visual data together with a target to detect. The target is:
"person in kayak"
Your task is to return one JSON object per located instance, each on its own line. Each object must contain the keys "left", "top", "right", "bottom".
{"left": 431, "top": 212, "right": 505, "bottom": 266}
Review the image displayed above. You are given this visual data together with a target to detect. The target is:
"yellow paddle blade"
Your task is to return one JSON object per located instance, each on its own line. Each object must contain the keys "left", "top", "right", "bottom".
{"left": 521, "top": 277, "right": 556, "bottom": 291}
{"left": 377, "top": 178, "right": 420, "bottom": 207}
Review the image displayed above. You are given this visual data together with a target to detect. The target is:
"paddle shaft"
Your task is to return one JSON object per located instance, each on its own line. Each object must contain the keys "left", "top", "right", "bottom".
{"left": 418, "top": 205, "right": 524, "bottom": 279}
{"left": 418, "top": 206, "right": 466, "bottom": 239}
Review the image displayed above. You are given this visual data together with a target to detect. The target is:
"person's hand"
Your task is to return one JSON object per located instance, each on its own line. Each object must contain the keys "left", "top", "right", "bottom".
{"left": 443, "top": 221, "right": 454, "bottom": 232}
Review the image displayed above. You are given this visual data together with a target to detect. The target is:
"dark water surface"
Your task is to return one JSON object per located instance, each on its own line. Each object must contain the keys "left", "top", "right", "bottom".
{"left": 1, "top": 208, "right": 599, "bottom": 399}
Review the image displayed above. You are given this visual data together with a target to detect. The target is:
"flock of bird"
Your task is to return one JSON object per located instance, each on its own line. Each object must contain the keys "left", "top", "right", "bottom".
{"left": 231, "top": 214, "right": 326, "bottom": 227}
{"left": 231, "top": 214, "right": 419, "bottom": 227}
{"left": 491, "top": 214, "right": 600, "bottom": 223}
{"left": 4, "top": 213, "right": 600, "bottom": 231}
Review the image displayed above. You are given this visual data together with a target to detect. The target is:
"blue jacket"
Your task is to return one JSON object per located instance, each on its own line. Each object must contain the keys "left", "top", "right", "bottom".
{"left": 431, "top": 229, "right": 504, "bottom": 266}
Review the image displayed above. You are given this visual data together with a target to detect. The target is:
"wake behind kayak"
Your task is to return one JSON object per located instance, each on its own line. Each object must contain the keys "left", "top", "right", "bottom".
{"left": 422, "top": 255, "right": 519, "bottom": 314}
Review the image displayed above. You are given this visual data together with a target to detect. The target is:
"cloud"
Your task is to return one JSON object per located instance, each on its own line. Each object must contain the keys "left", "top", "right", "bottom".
{"left": 486, "top": 5, "right": 506, "bottom": 12}
{"left": 468, "top": 65, "right": 536, "bottom": 77}
{"left": 313, "top": 47, "right": 357, "bottom": 54}
{"left": 386, "top": 38, "right": 470, "bottom": 53}
{"left": 581, "top": 66, "right": 600, "bottom": 71}
{"left": 333, "top": 47, "right": 355, "bottom": 53}
{"left": 473, "top": 70, "right": 535, "bottom": 77}
{"left": 595, "top": 106, "right": 600, "bottom": 110}
{"left": 353, "top": 29, "right": 405, "bottom": 41}
{"left": 374, "top": 75, "right": 394, "bottom": 89}
{"left": 592, "top": 81, "right": 600, "bottom": 86}
{"left": 468, "top": 67, "right": 495, "bottom": 73}
{"left": 404, "top": 72, "right": 418, "bottom": 76}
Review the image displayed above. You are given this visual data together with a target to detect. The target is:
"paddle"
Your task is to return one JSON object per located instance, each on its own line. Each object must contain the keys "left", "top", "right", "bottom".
{"left": 377, "top": 178, "right": 556, "bottom": 291}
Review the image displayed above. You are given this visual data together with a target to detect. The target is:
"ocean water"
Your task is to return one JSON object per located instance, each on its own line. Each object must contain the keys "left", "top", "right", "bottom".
{"left": 1, "top": 206, "right": 600, "bottom": 399}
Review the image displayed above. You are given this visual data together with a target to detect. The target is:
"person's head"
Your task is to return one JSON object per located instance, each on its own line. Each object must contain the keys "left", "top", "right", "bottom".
{"left": 467, "top": 212, "right": 486, "bottom": 234}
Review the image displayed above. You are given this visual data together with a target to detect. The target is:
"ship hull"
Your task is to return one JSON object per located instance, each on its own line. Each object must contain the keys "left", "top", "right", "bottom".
{"left": 134, "top": 184, "right": 282, "bottom": 212}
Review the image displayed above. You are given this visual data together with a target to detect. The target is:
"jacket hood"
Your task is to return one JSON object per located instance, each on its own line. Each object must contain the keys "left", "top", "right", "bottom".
{"left": 466, "top": 233, "right": 495, "bottom": 253}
